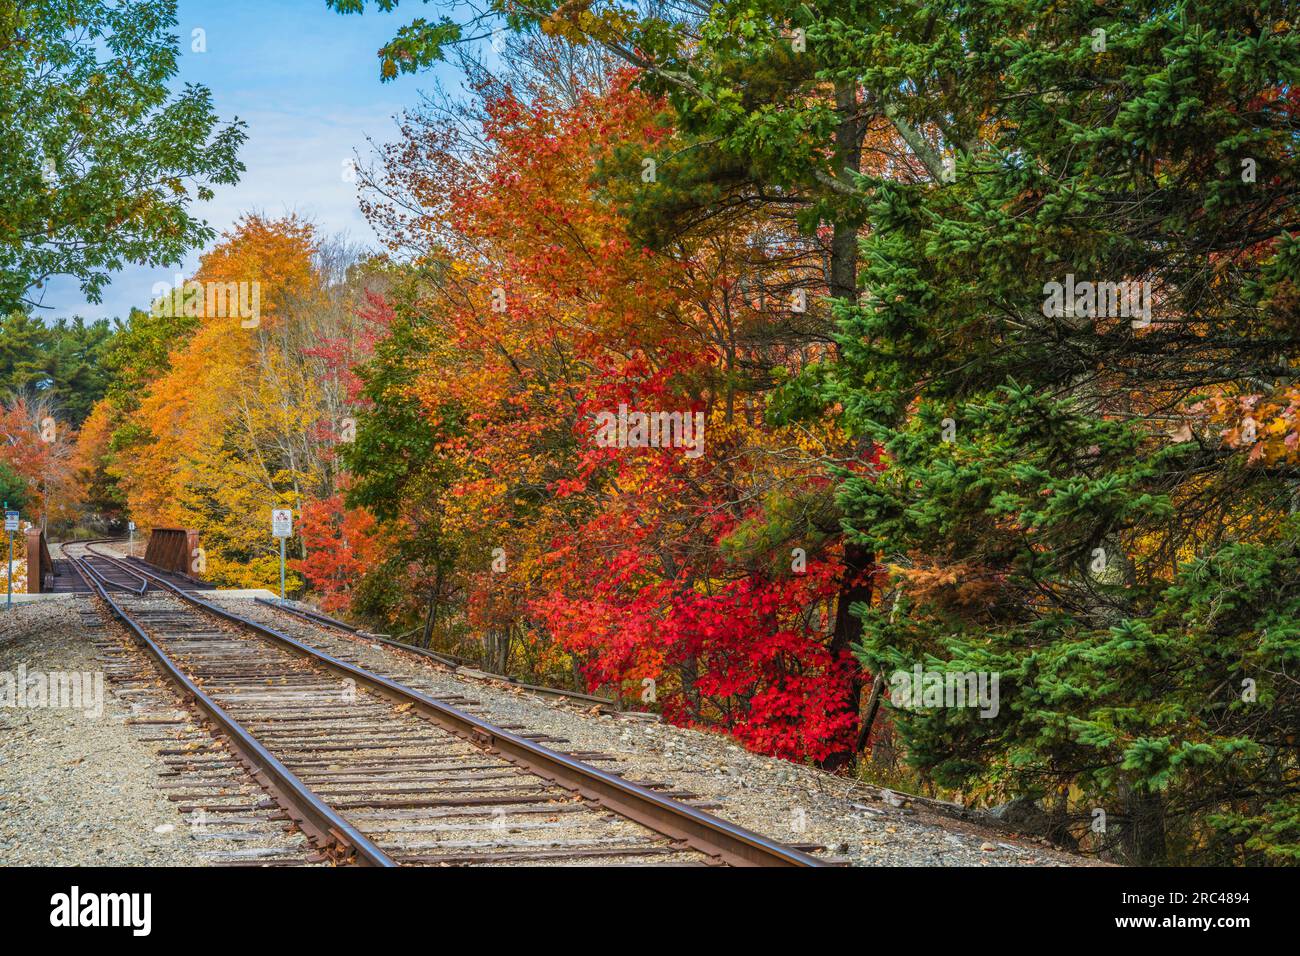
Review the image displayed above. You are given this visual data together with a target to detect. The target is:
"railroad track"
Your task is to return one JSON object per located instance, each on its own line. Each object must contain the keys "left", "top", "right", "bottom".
{"left": 66, "top": 540, "right": 826, "bottom": 867}
{"left": 71, "top": 546, "right": 149, "bottom": 594}
{"left": 249, "top": 595, "right": 622, "bottom": 712}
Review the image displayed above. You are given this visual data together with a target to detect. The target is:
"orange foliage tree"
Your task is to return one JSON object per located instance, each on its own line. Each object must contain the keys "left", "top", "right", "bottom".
{"left": 78, "top": 215, "right": 382, "bottom": 588}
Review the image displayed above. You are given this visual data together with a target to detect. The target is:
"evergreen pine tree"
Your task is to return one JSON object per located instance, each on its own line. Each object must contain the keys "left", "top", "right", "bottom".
{"left": 827, "top": 1, "right": 1299, "bottom": 864}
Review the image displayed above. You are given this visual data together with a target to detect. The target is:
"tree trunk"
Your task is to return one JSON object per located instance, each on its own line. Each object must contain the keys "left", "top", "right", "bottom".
{"left": 823, "top": 541, "right": 876, "bottom": 769}
{"left": 420, "top": 589, "right": 438, "bottom": 648}
{"left": 855, "top": 667, "right": 888, "bottom": 753}
{"left": 496, "top": 625, "right": 510, "bottom": 675}
{"left": 829, "top": 80, "right": 862, "bottom": 306}
{"left": 1120, "top": 782, "right": 1168, "bottom": 865}
{"left": 419, "top": 567, "right": 444, "bottom": 648}
{"left": 818, "top": 80, "right": 872, "bottom": 771}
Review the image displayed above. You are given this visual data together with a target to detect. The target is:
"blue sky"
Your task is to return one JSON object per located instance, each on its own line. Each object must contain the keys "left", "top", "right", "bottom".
{"left": 35, "top": 0, "right": 470, "bottom": 322}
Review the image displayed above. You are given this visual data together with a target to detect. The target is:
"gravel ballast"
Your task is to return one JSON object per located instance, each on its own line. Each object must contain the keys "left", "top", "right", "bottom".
{"left": 215, "top": 594, "right": 1104, "bottom": 867}
{"left": 2, "top": 582, "right": 1102, "bottom": 867}
{"left": 2, "top": 597, "right": 312, "bottom": 866}
{"left": 0, "top": 598, "right": 205, "bottom": 865}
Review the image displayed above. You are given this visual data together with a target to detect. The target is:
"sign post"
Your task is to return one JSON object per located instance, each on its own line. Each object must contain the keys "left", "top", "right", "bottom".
{"left": 272, "top": 508, "right": 292, "bottom": 601}
{"left": 4, "top": 506, "right": 19, "bottom": 611}
{"left": 128, "top": 520, "right": 135, "bottom": 555}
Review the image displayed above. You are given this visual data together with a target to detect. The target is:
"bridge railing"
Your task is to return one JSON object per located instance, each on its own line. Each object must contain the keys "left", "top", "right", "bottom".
{"left": 24, "top": 527, "right": 54, "bottom": 593}
{"left": 144, "top": 528, "right": 202, "bottom": 579}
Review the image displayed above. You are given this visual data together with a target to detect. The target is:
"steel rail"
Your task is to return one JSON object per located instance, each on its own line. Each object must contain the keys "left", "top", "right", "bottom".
{"left": 76, "top": 548, "right": 149, "bottom": 595}
{"left": 65, "top": 543, "right": 398, "bottom": 867}
{"left": 87, "top": 541, "right": 825, "bottom": 867}
{"left": 254, "top": 596, "right": 469, "bottom": 668}
{"left": 252, "top": 596, "right": 619, "bottom": 710}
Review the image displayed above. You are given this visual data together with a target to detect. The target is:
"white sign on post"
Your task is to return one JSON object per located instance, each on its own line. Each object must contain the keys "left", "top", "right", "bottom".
{"left": 4, "top": 511, "right": 18, "bottom": 532}
{"left": 128, "top": 521, "right": 136, "bottom": 532}
{"left": 272, "top": 509, "right": 293, "bottom": 538}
